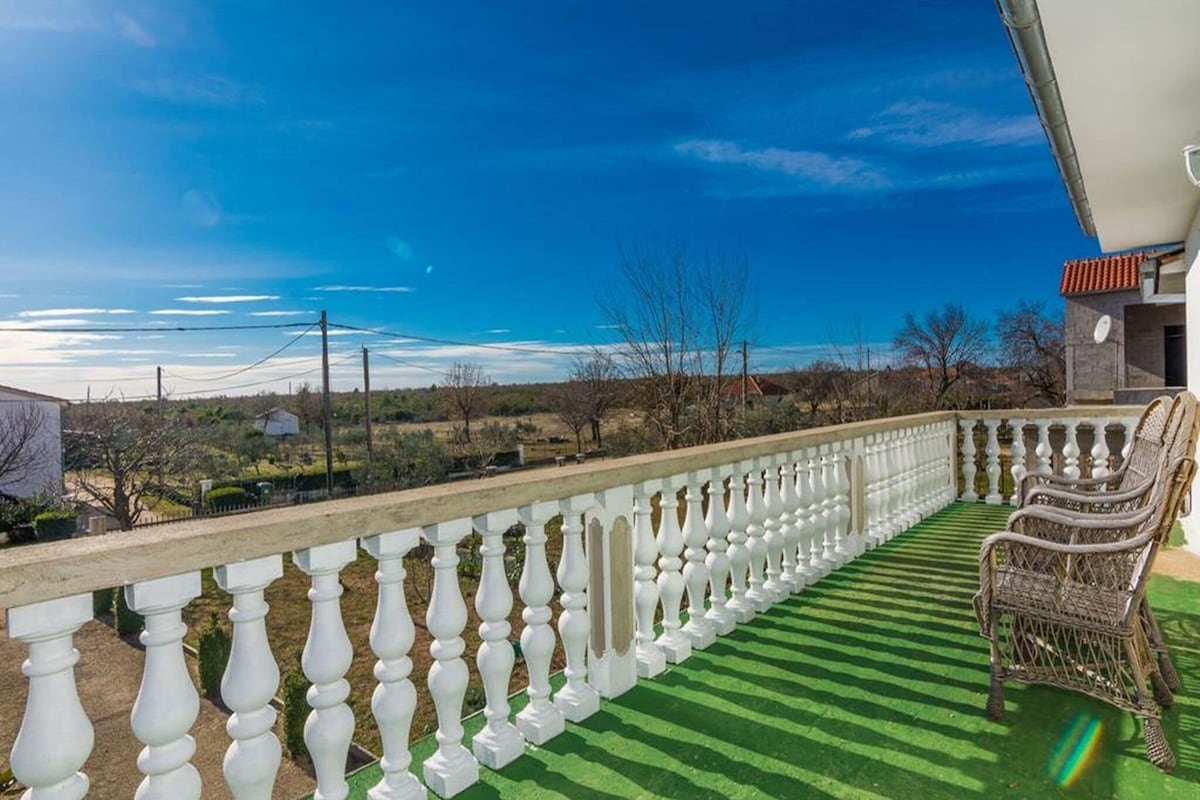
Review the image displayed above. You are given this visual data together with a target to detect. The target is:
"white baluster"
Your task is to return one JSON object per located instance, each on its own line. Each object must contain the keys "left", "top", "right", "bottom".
{"left": 1063, "top": 419, "right": 1081, "bottom": 480}
{"left": 808, "top": 452, "right": 834, "bottom": 573}
{"left": 902, "top": 428, "right": 921, "bottom": 527}
{"left": 421, "top": 520, "right": 480, "bottom": 797}
{"left": 833, "top": 447, "right": 855, "bottom": 558}
{"left": 942, "top": 421, "right": 958, "bottom": 506}
{"left": 655, "top": 477, "right": 691, "bottom": 662}
{"left": 877, "top": 435, "right": 896, "bottom": 542}
{"left": 761, "top": 459, "right": 788, "bottom": 602}
{"left": 470, "top": 510, "right": 524, "bottom": 769}
{"left": 515, "top": 501, "right": 567, "bottom": 742}
{"left": 863, "top": 439, "right": 882, "bottom": 549}
{"left": 630, "top": 482, "right": 666, "bottom": 677}
{"left": 1008, "top": 419, "right": 1026, "bottom": 507}
{"left": 681, "top": 470, "right": 716, "bottom": 649}
{"left": 744, "top": 461, "right": 772, "bottom": 610}
{"left": 819, "top": 451, "right": 843, "bottom": 569}
{"left": 360, "top": 533, "right": 426, "bottom": 800}
{"left": 215, "top": 556, "right": 284, "bottom": 800}
{"left": 295, "top": 542, "right": 357, "bottom": 800}
{"left": 1091, "top": 420, "right": 1112, "bottom": 481}
{"left": 127, "top": 573, "right": 203, "bottom": 800}
{"left": 7, "top": 594, "right": 94, "bottom": 800}
{"left": 959, "top": 420, "right": 978, "bottom": 502}
{"left": 555, "top": 495, "right": 601, "bottom": 721}
{"left": 1035, "top": 421, "right": 1053, "bottom": 477}
{"left": 794, "top": 453, "right": 820, "bottom": 582}
{"left": 778, "top": 454, "right": 804, "bottom": 592}
{"left": 725, "top": 466, "right": 755, "bottom": 623}
{"left": 1120, "top": 417, "right": 1137, "bottom": 465}
{"left": 983, "top": 420, "right": 1002, "bottom": 505}
{"left": 704, "top": 468, "right": 737, "bottom": 635}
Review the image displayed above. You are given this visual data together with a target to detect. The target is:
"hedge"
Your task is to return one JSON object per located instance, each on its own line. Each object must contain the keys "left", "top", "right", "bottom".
{"left": 197, "top": 612, "right": 231, "bottom": 699}
{"left": 32, "top": 509, "right": 76, "bottom": 542}
{"left": 204, "top": 486, "right": 251, "bottom": 512}
{"left": 281, "top": 668, "right": 311, "bottom": 759}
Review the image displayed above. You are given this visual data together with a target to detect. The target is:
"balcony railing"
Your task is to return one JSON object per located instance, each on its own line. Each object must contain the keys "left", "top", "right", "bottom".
{"left": 0, "top": 407, "right": 1135, "bottom": 799}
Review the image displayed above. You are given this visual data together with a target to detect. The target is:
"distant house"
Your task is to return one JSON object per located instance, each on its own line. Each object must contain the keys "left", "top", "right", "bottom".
{"left": 721, "top": 375, "right": 792, "bottom": 409}
{"left": 253, "top": 407, "right": 300, "bottom": 437}
{"left": 1061, "top": 249, "right": 1186, "bottom": 404}
{"left": 0, "top": 384, "right": 67, "bottom": 499}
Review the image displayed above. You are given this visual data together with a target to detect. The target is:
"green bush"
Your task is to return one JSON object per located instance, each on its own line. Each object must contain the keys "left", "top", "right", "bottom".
{"left": 197, "top": 612, "right": 231, "bottom": 699}
{"left": 32, "top": 509, "right": 77, "bottom": 542}
{"left": 92, "top": 588, "right": 114, "bottom": 617}
{"left": 281, "top": 668, "right": 311, "bottom": 759}
{"left": 204, "top": 486, "right": 251, "bottom": 512}
{"left": 115, "top": 588, "right": 143, "bottom": 635}
{"left": 463, "top": 683, "right": 487, "bottom": 716}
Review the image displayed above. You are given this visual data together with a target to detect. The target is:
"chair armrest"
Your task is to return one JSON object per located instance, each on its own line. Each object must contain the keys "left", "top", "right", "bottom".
{"left": 1024, "top": 474, "right": 1154, "bottom": 515}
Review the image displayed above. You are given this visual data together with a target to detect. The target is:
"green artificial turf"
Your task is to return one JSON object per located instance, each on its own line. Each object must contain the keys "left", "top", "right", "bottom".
{"left": 337, "top": 503, "right": 1200, "bottom": 799}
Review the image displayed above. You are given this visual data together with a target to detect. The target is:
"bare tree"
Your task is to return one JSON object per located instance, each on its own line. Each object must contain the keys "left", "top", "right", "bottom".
{"left": 893, "top": 303, "right": 990, "bottom": 409}
{"left": 66, "top": 402, "right": 204, "bottom": 530}
{"left": 0, "top": 402, "right": 55, "bottom": 496}
{"left": 599, "top": 243, "right": 752, "bottom": 449}
{"left": 548, "top": 380, "right": 591, "bottom": 454}
{"left": 997, "top": 300, "right": 1066, "bottom": 406}
{"left": 442, "top": 362, "right": 490, "bottom": 442}
{"left": 575, "top": 350, "right": 621, "bottom": 448}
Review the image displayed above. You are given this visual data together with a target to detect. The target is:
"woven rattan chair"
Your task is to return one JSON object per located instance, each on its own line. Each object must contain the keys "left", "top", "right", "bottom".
{"left": 974, "top": 454, "right": 1195, "bottom": 770}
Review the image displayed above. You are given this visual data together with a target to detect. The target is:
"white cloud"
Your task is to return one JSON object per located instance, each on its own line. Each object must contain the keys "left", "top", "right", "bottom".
{"left": 675, "top": 139, "right": 886, "bottom": 189}
{"left": 149, "top": 309, "right": 231, "bottom": 316}
{"left": 176, "top": 295, "right": 281, "bottom": 303}
{"left": 249, "top": 310, "right": 312, "bottom": 317}
{"left": 113, "top": 12, "right": 155, "bottom": 47}
{"left": 135, "top": 77, "right": 260, "bottom": 107}
{"left": 17, "top": 308, "right": 136, "bottom": 318}
{"left": 313, "top": 285, "right": 415, "bottom": 293}
{"left": 848, "top": 101, "right": 1042, "bottom": 149}
{"left": 487, "top": 329, "right": 511, "bottom": 334}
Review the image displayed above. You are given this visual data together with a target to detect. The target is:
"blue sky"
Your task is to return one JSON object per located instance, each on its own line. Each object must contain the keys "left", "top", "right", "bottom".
{"left": 0, "top": 1, "right": 1096, "bottom": 400}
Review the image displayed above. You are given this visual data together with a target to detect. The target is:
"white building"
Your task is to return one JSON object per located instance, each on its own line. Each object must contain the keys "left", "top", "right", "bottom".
{"left": 998, "top": 0, "right": 1200, "bottom": 552}
{"left": 0, "top": 384, "right": 66, "bottom": 499}
{"left": 253, "top": 407, "right": 300, "bottom": 437}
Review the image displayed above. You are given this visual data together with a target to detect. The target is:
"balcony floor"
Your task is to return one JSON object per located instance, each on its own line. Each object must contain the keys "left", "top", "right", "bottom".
{"left": 345, "top": 503, "right": 1200, "bottom": 800}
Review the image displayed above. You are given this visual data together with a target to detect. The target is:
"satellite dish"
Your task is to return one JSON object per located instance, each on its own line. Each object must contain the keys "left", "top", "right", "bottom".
{"left": 1094, "top": 314, "right": 1113, "bottom": 344}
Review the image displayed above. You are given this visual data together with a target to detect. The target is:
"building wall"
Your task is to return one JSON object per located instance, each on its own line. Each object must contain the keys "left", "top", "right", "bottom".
{"left": 1064, "top": 290, "right": 1135, "bottom": 403}
{"left": 1124, "top": 301, "right": 1185, "bottom": 387}
{"left": 0, "top": 392, "right": 63, "bottom": 498}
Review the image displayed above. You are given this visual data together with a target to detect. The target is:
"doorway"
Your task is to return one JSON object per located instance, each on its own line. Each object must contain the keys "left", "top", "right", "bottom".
{"left": 1165, "top": 325, "right": 1187, "bottom": 387}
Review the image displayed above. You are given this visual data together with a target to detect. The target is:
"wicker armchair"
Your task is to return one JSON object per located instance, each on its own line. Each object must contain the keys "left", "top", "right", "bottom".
{"left": 974, "top": 454, "right": 1196, "bottom": 771}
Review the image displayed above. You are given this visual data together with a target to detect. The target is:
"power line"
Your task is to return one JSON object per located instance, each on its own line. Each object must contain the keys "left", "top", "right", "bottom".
{"left": 370, "top": 350, "right": 453, "bottom": 379}
{"left": 162, "top": 322, "right": 319, "bottom": 383}
{"left": 327, "top": 322, "right": 606, "bottom": 357}
{"left": 0, "top": 321, "right": 317, "bottom": 334}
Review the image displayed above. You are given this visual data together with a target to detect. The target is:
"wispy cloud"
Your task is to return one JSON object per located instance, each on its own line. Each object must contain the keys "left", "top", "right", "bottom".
{"left": 487, "top": 328, "right": 511, "bottom": 334}
{"left": 149, "top": 309, "right": 231, "bottom": 316}
{"left": 249, "top": 310, "right": 312, "bottom": 317}
{"left": 135, "top": 76, "right": 261, "bottom": 107}
{"left": 848, "top": 101, "right": 1042, "bottom": 149}
{"left": 18, "top": 308, "right": 134, "bottom": 318}
{"left": 176, "top": 295, "right": 281, "bottom": 303}
{"left": 313, "top": 285, "right": 415, "bottom": 293}
{"left": 113, "top": 12, "right": 155, "bottom": 47}
{"left": 675, "top": 139, "right": 886, "bottom": 190}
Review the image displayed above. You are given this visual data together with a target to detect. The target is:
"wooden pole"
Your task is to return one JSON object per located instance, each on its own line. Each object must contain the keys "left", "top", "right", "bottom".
{"left": 362, "top": 346, "right": 373, "bottom": 491}
{"left": 320, "top": 310, "right": 334, "bottom": 497}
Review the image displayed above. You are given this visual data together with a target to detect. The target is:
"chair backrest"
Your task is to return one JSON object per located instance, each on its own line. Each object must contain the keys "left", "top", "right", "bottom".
{"left": 1116, "top": 395, "right": 1174, "bottom": 491}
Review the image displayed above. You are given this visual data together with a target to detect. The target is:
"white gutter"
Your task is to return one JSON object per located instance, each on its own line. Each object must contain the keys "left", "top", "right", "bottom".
{"left": 996, "top": 0, "right": 1096, "bottom": 238}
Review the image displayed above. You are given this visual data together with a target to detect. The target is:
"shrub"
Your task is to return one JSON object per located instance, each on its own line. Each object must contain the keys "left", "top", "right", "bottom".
{"left": 115, "top": 588, "right": 144, "bottom": 635}
{"left": 33, "top": 509, "right": 77, "bottom": 542}
{"left": 197, "top": 612, "right": 231, "bottom": 699}
{"left": 463, "top": 683, "right": 487, "bottom": 716}
{"left": 92, "top": 588, "right": 114, "bottom": 617}
{"left": 204, "top": 486, "right": 250, "bottom": 512}
{"left": 281, "top": 668, "right": 311, "bottom": 759}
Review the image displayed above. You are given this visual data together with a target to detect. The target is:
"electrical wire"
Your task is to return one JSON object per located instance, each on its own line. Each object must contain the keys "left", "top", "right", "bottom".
{"left": 162, "top": 322, "right": 319, "bottom": 383}
{"left": 370, "top": 350, "right": 454, "bottom": 378}
{"left": 0, "top": 321, "right": 317, "bottom": 333}
{"left": 328, "top": 322, "right": 607, "bottom": 357}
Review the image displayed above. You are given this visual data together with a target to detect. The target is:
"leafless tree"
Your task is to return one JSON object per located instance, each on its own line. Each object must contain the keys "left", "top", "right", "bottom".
{"left": 0, "top": 402, "right": 55, "bottom": 495}
{"left": 548, "top": 380, "right": 592, "bottom": 454}
{"left": 294, "top": 382, "right": 323, "bottom": 434}
{"left": 575, "top": 350, "right": 621, "bottom": 447}
{"left": 442, "top": 362, "right": 490, "bottom": 442}
{"left": 997, "top": 300, "right": 1066, "bottom": 406}
{"left": 599, "top": 243, "right": 752, "bottom": 449}
{"left": 66, "top": 402, "right": 204, "bottom": 530}
{"left": 893, "top": 303, "right": 990, "bottom": 409}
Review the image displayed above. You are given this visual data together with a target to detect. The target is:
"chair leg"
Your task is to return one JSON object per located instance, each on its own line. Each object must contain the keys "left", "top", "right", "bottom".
{"left": 987, "top": 666, "right": 1005, "bottom": 721}
{"left": 1151, "top": 670, "right": 1175, "bottom": 709}
{"left": 1158, "top": 652, "right": 1182, "bottom": 694}
{"left": 1144, "top": 717, "right": 1176, "bottom": 773}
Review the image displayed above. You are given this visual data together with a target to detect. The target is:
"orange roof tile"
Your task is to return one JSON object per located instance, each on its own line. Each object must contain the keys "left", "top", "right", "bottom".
{"left": 1059, "top": 250, "right": 1159, "bottom": 296}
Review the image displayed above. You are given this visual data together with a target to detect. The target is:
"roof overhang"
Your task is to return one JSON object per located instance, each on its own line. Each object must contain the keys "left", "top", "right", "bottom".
{"left": 999, "top": 0, "right": 1200, "bottom": 252}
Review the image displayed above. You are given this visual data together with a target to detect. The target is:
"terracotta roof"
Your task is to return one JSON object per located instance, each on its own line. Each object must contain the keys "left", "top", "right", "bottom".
{"left": 1059, "top": 250, "right": 1160, "bottom": 296}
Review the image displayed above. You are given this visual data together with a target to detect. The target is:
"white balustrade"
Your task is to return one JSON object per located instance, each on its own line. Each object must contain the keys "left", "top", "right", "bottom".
{"left": 1035, "top": 421, "right": 1054, "bottom": 477}
{"left": 778, "top": 454, "right": 804, "bottom": 592}
{"left": 863, "top": 438, "right": 882, "bottom": 549}
{"left": 555, "top": 495, "right": 600, "bottom": 721}
{"left": 704, "top": 468, "right": 737, "bottom": 635}
{"left": 681, "top": 470, "right": 716, "bottom": 649}
{"left": 6, "top": 594, "right": 94, "bottom": 800}
{"left": 808, "top": 452, "right": 834, "bottom": 574}
{"left": 877, "top": 434, "right": 897, "bottom": 542}
{"left": 515, "top": 502, "right": 567, "bottom": 743}
{"left": 126, "top": 573, "right": 203, "bottom": 800}
{"left": 983, "top": 420, "right": 1002, "bottom": 505}
{"left": 360, "top": 533, "right": 426, "bottom": 800}
{"left": 833, "top": 447, "right": 855, "bottom": 558}
{"left": 725, "top": 466, "right": 756, "bottom": 623}
{"left": 959, "top": 420, "right": 978, "bottom": 502}
{"left": 1121, "top": 417, "right": 1137, "bottom": 462}
{"left": 819, "top": 450, "right": 843, "bottom": 569}
{"left": 761, "top": 459, "right": 788, "bottom": 602}
{"left": 420, "top": 521, "right": 480, "bottom": 797}
{"left": 1008, "top": 419, "right": 1026, "bottom": 507}
{"left": 215, "top": 556, "right": 284, "bottom": 800}
{"left": 1091, "top": 420, "right": 1111, "bottom": 480}
{"left": 654, "top": 476, "right": 691, "bottom": 662}
{"left": 1063, "top": 419, "right": 1081, "bottom": 479}
{"left": 631, "top": 481, "right": 666, "bottom": 677}
{"left": 471, "top": 510, "right": 524, "bottom": 769}
{"left": 295, "top": 541, "right": 357, "bottom": 800}
{"left": 744, "top": 461, "right": 772, "bottom": 610}
{"left": 793, "top": 454, "right": 821, "bottom": 583}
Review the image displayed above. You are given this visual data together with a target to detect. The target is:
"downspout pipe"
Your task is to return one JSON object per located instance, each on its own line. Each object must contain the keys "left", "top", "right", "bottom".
{"left": 997, "top": 0, "right": 1096, "bottom": 239}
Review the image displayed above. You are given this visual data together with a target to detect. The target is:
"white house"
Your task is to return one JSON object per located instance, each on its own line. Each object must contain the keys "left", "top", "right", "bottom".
{"left": 253, "top": 407, "right": 300, "bottom": 437}
{"left": 998, "top": 0, "right": 1200, "bottom": 552}
{"left": 0, "top": 384, "right": 67, "bottom": 499}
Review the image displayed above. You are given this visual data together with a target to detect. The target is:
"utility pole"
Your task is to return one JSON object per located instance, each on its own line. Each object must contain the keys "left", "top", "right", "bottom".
{"left": 741, "top": 339, "right": 749, "bottom": 414}
{"left": 320, "top": 310, "right": 334, "bottom": 497}
{"left": 156, "top": 366, "right": 164, "bottom": 416}
{"left": 362, "top": 346, "right": 373, "bottom": 491}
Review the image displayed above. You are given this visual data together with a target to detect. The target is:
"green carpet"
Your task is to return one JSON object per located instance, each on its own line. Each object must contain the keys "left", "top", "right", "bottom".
{"left": 339, "top": 503, "right": 1200, "bottom": 799}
